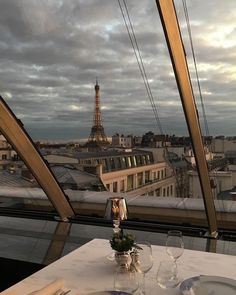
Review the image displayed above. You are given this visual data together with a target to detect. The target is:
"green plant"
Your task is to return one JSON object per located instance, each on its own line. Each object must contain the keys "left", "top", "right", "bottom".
{"left": 110, "top": 230, "right": 135, "bottom": 252}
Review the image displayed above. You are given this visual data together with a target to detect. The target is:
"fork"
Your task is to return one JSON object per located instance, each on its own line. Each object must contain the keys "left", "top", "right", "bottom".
{"left": 54, "top": 289, "right": 71, "bottom": 295}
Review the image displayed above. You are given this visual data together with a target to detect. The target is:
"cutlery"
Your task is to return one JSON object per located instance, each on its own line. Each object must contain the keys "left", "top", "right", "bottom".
{"left": 54, "top": 289, "right": 71, "bottom": 295}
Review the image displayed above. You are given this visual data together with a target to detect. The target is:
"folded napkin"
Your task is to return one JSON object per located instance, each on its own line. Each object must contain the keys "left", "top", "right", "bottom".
{"left": 28, "top": 279, "right": 65, "bottom": 295}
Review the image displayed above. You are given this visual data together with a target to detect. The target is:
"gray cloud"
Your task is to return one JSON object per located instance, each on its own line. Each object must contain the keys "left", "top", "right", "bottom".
{"left": 0, "top": 0, "right": 235, "bottom": 140}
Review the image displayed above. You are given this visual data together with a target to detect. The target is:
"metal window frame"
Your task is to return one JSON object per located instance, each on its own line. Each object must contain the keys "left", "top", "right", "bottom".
{"left": 156, "top": 0, "right": 217, "bottom": 236}
{"left": 0, "top": 96, "right": 75, "bottom": 220}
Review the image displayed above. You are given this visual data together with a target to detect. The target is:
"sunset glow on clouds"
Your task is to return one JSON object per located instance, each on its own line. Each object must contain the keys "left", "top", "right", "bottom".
{"left": 0, "top": 0, "right": 235, "bottom": 140}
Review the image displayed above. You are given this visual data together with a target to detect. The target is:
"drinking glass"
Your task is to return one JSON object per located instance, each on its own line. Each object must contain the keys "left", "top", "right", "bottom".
{"left": 166, "top": 230, "right": 184, "bottom": 262}
{"left": 135, "top": 241, "right": 153, "bottom": 295}
{"left": 114, "top": 266, "right": 139, "bottom": 294}
{"left": 156, "top": 260, "right": 179, "bottom": 289}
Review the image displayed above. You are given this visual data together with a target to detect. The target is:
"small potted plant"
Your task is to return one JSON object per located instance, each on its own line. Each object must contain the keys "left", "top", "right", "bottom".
{"left": 110, "top": 230, "right": 135, "bottom": 267}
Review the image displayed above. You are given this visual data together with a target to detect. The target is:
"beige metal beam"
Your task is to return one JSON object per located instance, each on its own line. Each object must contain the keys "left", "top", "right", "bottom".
{"left": 0, "top": 96, "right": 75, "bottom": 220}
{"left": 206, "top": 238, "right": 217, "bottom": 253}
{"left": 156, "top": 0, "right": 218, "bottom": 236}
{"left": 43, "top": 222, "right": 72, "bottom": 265}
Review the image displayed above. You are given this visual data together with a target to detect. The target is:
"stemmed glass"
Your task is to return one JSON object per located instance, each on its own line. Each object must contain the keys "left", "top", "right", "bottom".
{"left": 166, "top": 230, "right": 184, "bottom": 262}
{"left": 135, "top": 241, "right": 153, "bottom": 295}
{"left": 114, "top": 266, "right": 139, "bottom": 294}
{"left": 156, "top": 260, "right": 179, "bottom": 289}
{"left": 165, "top": 230, "right": 184, "bottom": 286}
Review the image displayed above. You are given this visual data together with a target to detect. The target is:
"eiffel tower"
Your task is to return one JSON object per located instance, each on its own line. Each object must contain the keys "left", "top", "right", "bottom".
{"left": 87, "top": 80, "right": 109, "bottom": 149}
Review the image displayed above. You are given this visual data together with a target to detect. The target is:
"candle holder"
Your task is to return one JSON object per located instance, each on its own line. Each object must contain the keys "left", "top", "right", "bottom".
{"left": 105, "top": 197, "right": 128, "bottom": 233}
{"left": 105, "top": 197, "right": 128, "bottom": 261}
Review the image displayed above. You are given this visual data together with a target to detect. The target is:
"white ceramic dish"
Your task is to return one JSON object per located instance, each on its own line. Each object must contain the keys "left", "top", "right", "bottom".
{"left": 180, "top": 275, "right": 236, "bottom": 295}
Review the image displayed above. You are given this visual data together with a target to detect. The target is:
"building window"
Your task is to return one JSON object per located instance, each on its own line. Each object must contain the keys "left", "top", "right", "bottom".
{"left": 125, "top": 157, "right": 131, "bottom": 168}
{"left": 163, "top": 188, "right": 166, "bottom": 197}
{"left": 145, "top": 171, "right": 150, "bottom": 183}
{"left": 127, "top": 175, "right": 133, "bottom": 190}
{"left": 120, "top": 180, "right": 125, "bottom": 192}
{"left": 110, "top": 158, "right": 115, "bottom": 170}
{"left": 2, "top": 154, "right": 7, "bottom": 160}
{"left": 131, "top": 156, "right": 137, "bottom": 167}
{"left": 142, "top": 155, "right": 146, "bottom": 165}
{"left": 136, "top": 155, "right": 141, "bottom": 165}
{"left": 156, "top": 171, "right": 158, "bottom": 179}
{"left": 152, "top": 172, "right": 155, "bottom": 180}
{"left": 13, "top": 154, "right": 18, "bottom": 161}
{"left": 116, "top": 157, "right": 121, "bottom": 169}
{"left": 121, "top": 157, "right": 126, "bottom": 168}
{"left": 155, "top": 188, "right": 160, "bottom": 196}
{"left": 113, "top": 182, "right": 118, "bottom": 192}
{"left": 137, "top": 172, "right": 143, "bottom": 187}
{"left": 101, "top": 159, "right": 106, "bottom": 172}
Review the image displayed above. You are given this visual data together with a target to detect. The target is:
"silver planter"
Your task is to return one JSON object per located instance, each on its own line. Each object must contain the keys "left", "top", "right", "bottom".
{"left": 115, "top": 251, "right": 131, "bottom": 269}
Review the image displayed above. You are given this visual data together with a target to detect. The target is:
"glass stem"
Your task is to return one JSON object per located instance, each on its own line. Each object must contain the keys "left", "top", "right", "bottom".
{"left": 113, "top": 219, "right": 120, "bottom": 233}
{"left": 140, "top": 272, "right": 145, "bottom": 295}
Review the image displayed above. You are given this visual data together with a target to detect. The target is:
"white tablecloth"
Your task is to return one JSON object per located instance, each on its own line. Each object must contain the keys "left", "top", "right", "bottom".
{"left": 2, "top": 238, "right": 236, "bottom": 295}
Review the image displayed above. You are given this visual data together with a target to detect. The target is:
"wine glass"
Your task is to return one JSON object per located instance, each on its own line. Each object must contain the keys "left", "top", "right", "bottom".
{"left": 114, "top": 266, "right": 139, "bottom": 294}
{"left": 156, "top": 260, "right": 179, "bottom": 289}
{"left": 166, "top": 230, "right": 184, "bottom": 262}
{"left": 135, "top": 241, "right": 153, "bottom": 295}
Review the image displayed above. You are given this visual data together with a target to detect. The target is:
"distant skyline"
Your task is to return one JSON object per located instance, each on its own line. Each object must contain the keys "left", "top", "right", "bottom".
{"left": 0, "top": 0, "right": 236, "bottom": 140}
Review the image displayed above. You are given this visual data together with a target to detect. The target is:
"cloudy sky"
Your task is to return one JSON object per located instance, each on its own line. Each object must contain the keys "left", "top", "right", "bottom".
{"left": 0, "top": 0, "right": 236, "bottom": 141}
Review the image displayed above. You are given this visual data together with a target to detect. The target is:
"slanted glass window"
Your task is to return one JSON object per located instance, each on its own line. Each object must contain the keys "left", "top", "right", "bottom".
{"left": 0, "top": 0, "right": 235, "bottom": 234}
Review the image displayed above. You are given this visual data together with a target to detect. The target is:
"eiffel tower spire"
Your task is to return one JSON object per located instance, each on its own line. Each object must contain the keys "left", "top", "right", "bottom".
{"left": 88, "top": 80, "right": 109, "bottom": 145}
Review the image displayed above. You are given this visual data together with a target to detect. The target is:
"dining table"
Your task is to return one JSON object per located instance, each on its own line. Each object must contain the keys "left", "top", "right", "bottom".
{"left": 1, "top": 238, "right": 236, "bottom": 295}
